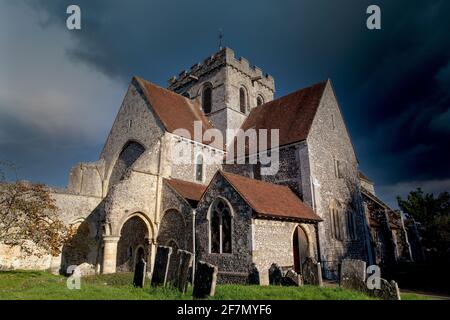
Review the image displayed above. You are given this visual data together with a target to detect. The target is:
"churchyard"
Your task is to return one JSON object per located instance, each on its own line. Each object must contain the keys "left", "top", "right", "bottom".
{"left": 0, "top": 246, "right": 437, "bottom": 300}
{"left": 0, "top": 270, "right": 431, "bottom": 300}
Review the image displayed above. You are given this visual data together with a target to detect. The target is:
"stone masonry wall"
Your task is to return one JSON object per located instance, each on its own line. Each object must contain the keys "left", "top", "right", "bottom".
{"left": 99, "top": 79, "right": 166, "bottom": 192}
{"left": 306, "top": 81, "right": 369, "bottom": 278}
{"left": 167, "top": 134, "right": 224, "bottom": 186}
{"left": 160, "top": 182, "right": 193, "bottom": 252}
{"left": 0, "top": 191, "right": 102, "bottom": 273}
{"left": 195, "top": 174, "right": 253, "bottom": 283}
{"left": 252, "top": 219, "right": 317, "bottom": 285}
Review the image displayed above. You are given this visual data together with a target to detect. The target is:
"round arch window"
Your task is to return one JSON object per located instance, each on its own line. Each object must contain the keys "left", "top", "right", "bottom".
{"left": 239, "top": 87, "right": 247, "bottom": 114}
{"left": 202, "top": 85, "right": 212, "bottom": 114}
{"left": 256, "top": 95, "right": 264, "bottom": 106}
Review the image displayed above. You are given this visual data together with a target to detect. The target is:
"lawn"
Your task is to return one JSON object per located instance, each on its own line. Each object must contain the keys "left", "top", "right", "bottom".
{"left": 0, "top": 270, "right": 428, "bottom": 300}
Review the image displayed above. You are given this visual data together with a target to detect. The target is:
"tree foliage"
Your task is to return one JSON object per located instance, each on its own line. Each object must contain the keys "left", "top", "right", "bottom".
{"left": 397, "top": 188, "right": 450, "bottom": 261}
{"left": 0, "top": 162, "right": 72, "bottom": 256}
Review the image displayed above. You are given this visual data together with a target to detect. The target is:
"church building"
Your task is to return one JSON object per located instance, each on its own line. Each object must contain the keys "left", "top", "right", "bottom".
{"left": 0, "top": 48, "right": 420, "bottom": 284}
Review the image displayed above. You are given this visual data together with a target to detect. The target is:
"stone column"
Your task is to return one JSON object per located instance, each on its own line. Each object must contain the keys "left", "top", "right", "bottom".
{"left": 102, "top": 236, "right": 120, "bottom": 274}
{"left": 149, "top": 240, "right": 157, "bottom": 276}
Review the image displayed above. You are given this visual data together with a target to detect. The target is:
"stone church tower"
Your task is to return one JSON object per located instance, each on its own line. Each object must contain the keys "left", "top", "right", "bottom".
{"left": 167, "top": 47, "right": 275, "bottom": 145}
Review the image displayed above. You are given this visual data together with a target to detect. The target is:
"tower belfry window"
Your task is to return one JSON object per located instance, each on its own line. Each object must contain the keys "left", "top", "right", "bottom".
{"left": 256, "top": 96, "right": 264, "bottom": 106}
{"left": 240, "top": 87, "right": 247, "bottom": 114}
{"left": 202, "top": 86, "right": 212, "bottom": 114}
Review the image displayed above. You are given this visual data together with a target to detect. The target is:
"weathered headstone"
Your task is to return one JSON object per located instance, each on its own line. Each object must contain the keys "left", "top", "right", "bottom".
{"left": 268, "top": 263, "right": 283, "bottom": 285}
{"left": 175, "top": 250, "right": 193, "bottom": 293}
{"left": 71, "top": 262, "right": 96, "bottom": 276}
{"left": 339, "top": 259, "right": 367, "bottom": 291}
{"left": 150, "top": 245, "right": 172, "bottom": 287}
{"left": 248, "top": 263, "right": 260, "bottom": 285}
{"left": 371, "top": 278, "right": 401, "bottom": 300}
{"left": 302, "top": 258, "right": 323, "bottom": 286}
{"left": 133, "top": 258, "right": 147, "bottom": 288}
{"left": 282, "top": 269, "right": 303, "bottom": 286}
{"left": 193, "top": 261, "right": 218, "bottom": 299}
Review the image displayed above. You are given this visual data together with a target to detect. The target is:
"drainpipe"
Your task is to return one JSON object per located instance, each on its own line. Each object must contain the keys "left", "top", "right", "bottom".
{"left": 192, "top": 208, "right": 197, "bottom": 281}
{"left": 314, "top": 222, "right": 322, "bottom": 263}
{"left": 314, "top": 222, "right": 324, "bottom": 278}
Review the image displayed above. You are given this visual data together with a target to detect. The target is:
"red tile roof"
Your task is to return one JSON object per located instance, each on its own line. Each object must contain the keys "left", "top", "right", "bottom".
{"left": 164, "top": 178, "right": 207, "bottom": 202}
{"left": 220, "top": 171, "right": 322, "bottom": 222}
{"left": 232, "top": 80, "right": 328, "bottom": 154}
{"left": 134, "top": 76, "right": 223, "bottom": 150}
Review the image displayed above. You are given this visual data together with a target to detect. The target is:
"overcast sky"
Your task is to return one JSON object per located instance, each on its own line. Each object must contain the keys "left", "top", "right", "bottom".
{"left": 0, "top": 0, "right": 449, "bottom": 208}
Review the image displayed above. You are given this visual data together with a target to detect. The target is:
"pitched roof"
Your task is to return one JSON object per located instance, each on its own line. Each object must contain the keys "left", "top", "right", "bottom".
{"left": 358, "top": 171, "right": 373, "bottom": 183}
{"left": 164, "top": 178, "right": 207, "bottom": 202}
{"left": 361, "top": 187, "right": 390, "bottom": 209}
{"left": 220, "top": 171, "right": 322, "bottom": 222}
{"left": 133, "top": 76, "right": 223, "bottom": 150}
{"left": 236, "top": 80, "right": 328, "bottom": 152}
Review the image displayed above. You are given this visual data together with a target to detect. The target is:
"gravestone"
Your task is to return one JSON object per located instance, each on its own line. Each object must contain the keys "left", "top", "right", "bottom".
{"left": 175, "top": 250, "right": 193, "bottom": 293}
{"left": 150, "top": 246, "right": 172, "bottom": 287}
{"left": 268, "top": 263, "right": 283, "bottom": 285}
{"left": 282, "top": 269, "right": 303, "bottom": 286}
{"left": 302, "top": 258, "right": 323, "bottom": 286}
{"left": 339, "top": 259, "right": 367, "bottom": 291}
{"left": 133, "top": 258, "right": 147, "bottom": 288}
{"left": 193, "top": 261, "right": 218, "bottom": 299}
{"left": 371, "top": 278, "right": 401, "bottom": 300}
{"left": 248, "top": 263, "right": 260, "bottom": 285}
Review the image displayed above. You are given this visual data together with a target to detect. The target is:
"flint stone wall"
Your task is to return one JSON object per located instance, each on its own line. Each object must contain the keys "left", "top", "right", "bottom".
{"left": 307, "top": 82, "right": 369, "bottom": 278}
{"left": 195, "top": 174, "right": 252, "bottom": 284}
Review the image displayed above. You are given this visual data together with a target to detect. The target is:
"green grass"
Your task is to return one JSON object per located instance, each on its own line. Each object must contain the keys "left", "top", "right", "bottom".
{"left": 0, "top": 270, "right": 430, "bottom": 300}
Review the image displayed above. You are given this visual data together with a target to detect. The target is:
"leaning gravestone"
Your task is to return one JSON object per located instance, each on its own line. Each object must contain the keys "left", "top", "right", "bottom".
{"left": 248, "top": 263, "right": 260, "bottom": 285}
{"left": 339, "top": 259, "right": 367, "bottom": 291}
{"left": 133, "top": 258, "right": 147, "bottom": 288}
{"left": 175, "top": 250, "right": 193, "bottom": 293}
{"left": 150, "top": 246, "right": 172, "bottom": 287}
{"left": 282, "top": 269, "right": 303, "bottom": 286}
{"left": 268, "top": 263, "right": 283, "bottom": 285}
{"left": 193, "top": 261, "right": 218, "bottom": 299}
{"left": 302, "top": 258, "right": 323, "bottom": 286}
{"left": 371, "top": 278, "right": 401, "bottom": 300}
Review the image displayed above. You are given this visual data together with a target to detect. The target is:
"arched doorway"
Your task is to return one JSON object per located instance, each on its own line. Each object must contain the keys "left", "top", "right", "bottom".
{"left": 293, "top": 225, "right": 310, "bottom": 273}
{"left": 116, "top": 216, "right": 149, "bottom": 272}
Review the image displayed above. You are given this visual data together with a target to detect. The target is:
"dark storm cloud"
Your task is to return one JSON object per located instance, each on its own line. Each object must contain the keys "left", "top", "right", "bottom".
{"left": 2, "top": 0, "right": 450, "bottom": 206}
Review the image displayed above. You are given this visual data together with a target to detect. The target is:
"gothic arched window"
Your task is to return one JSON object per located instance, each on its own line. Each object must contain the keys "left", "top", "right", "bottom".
{"left": 195, "top": 154, "right": 203, "bottom": 182}
{"left": 210, "top": 198, "right": 232, "bottom": 254}
{"left": 256, "top": 95, "right": 264, "bottom": 106}
{"left": 239, "top": 87, "right": 247, "bottom": 114}
{"left": 202, "top": 85, "right": 212, "bottom": 114}
{"left": 330, "top": 200, "right": 343, "bottom": 240}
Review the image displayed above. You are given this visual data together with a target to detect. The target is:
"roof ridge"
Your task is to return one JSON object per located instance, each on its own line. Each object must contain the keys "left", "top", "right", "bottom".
{"left": 134, "top": 75, "right": 197, "bottom": 105}
{"left": 249, "top": 79, "right": 328, "bottom": 112}
{"left": 221, "top": 170, "right": 292, "bottom": 190}
{"left": 164, "top": 177, "right": 205, "bottom": 187}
